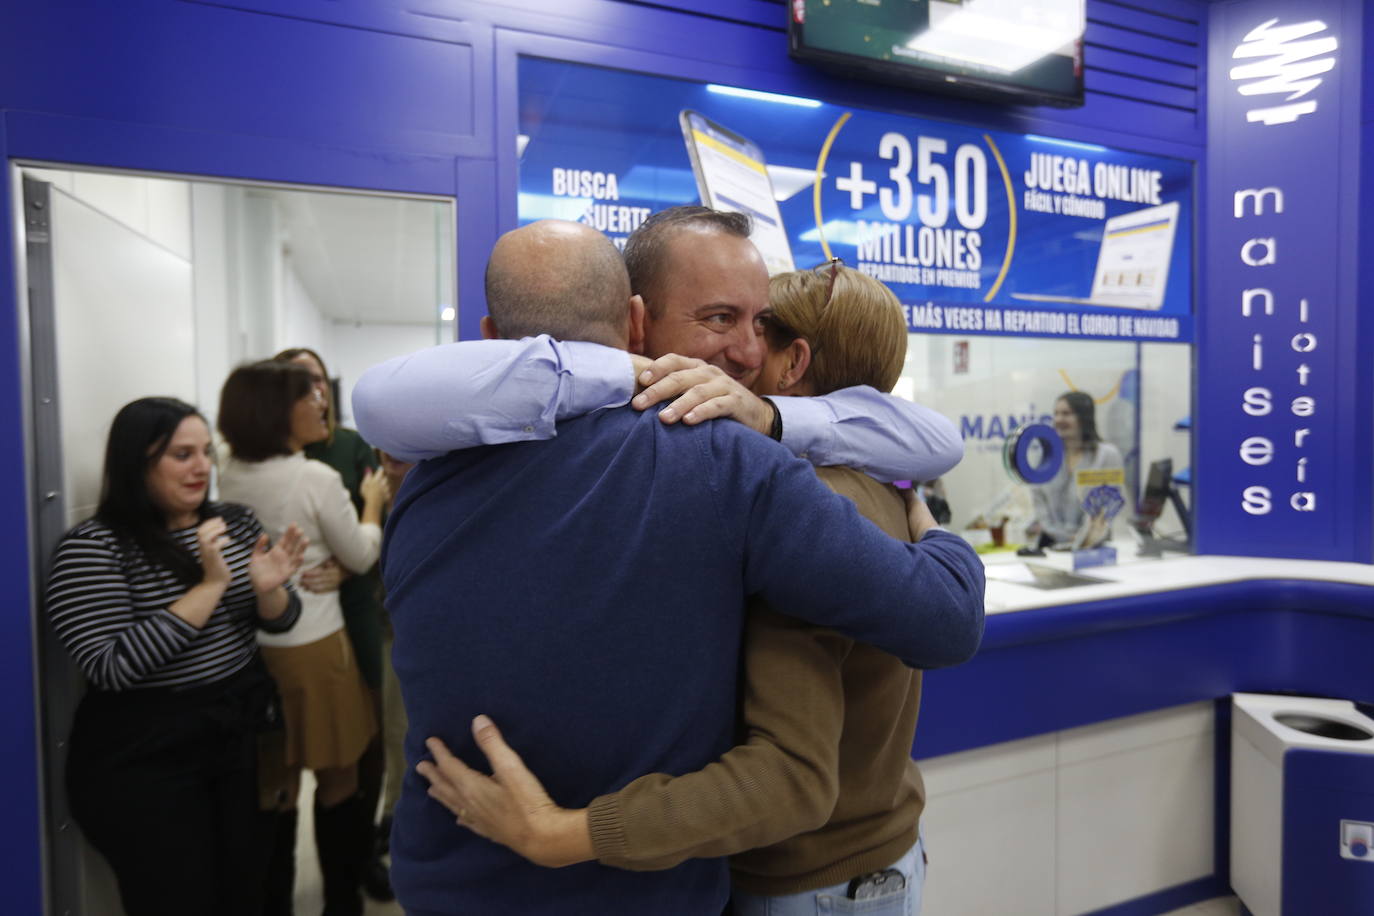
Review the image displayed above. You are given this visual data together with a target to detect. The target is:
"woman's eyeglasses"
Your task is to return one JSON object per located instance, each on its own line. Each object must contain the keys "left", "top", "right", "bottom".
{"left": 764, "top": 259, "right": 844, "bottom": 353}
{"left": 814, "top": 257, "right": 843, "bottom": 310}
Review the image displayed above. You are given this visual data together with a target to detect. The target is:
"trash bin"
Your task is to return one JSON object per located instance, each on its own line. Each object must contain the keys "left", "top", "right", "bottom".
{"left": 1230, "top": 693, "right": 1374, "bottom": 916}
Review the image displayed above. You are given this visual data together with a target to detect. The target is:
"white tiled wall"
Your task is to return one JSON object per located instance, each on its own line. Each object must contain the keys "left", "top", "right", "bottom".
{"left": 47, "top": 185, "right": 196, "bottom": 527}
{"left": 327, "top": 320, "right": 439, "bottom": 425}
{"left": 920, "top": 702, "right": 1216, "bottom": 916}
{"left": 25, "top": 168, "right": 193, "bottom": 258}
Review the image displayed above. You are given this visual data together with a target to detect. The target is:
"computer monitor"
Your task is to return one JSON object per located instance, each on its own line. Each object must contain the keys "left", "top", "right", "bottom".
{"left": 1136, "top": 458, "right": 1173, "bottom": 526}
{"left": 788, "top": 0, "right": 1087, "bottom": 109}
{"left": 1133, "top": 458, "right": 1190, "bottom": 554}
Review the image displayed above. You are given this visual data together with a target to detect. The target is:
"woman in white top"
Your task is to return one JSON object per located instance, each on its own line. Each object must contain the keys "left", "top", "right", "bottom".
{"left": 218, "top": 359, "right": 388, "bottom": 916}
{"left": 1027, "top": 390, "right": 1124, "bottom": 548}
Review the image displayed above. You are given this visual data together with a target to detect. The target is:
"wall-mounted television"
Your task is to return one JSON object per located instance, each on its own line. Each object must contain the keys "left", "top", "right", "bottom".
{"left": 788, "top": 0, "right": 1086, "bottom": 109}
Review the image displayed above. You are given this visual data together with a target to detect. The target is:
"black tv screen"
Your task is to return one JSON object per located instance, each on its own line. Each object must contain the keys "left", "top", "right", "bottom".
{"left": 789, "top": 0, "right": 1086, "bottom": 109}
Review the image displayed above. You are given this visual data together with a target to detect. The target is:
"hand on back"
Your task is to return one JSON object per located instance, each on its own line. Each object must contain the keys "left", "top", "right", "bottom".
{"left": 902, "top": 488, "right": 941, "bottom": 541}
{"left": 299, "top": 556, "right": 346, "bottom": 593}
{"left": 417, "top": 715, "right": 591, "bottom": 868}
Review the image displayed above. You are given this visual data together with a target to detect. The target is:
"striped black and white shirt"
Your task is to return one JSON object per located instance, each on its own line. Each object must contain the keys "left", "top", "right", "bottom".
{"left": 46, "top": 502, "right": 299, "bottom": 691}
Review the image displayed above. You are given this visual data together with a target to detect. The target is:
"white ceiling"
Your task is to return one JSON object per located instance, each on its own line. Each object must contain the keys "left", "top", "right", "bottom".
{"left": 269, "top": 189, "right": 455, "bottom": 327}
{"left": 22, "top": 165, "right": 456, "bottom": 328}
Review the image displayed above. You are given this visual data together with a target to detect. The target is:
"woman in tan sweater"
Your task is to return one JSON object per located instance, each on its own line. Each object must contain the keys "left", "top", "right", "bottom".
{"left": 420, "top": 263, "right": 960, "bottom": 916}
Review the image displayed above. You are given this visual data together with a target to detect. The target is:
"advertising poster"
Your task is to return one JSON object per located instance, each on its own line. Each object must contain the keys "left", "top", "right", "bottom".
{"left": 518, "top": 57, "right": 1194, "bottom": 343}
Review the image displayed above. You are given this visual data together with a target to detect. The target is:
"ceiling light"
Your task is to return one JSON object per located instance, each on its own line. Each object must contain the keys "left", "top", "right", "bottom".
{"left": 705, "top": 85, "right": 822, "bottom": 108}
{"left": 1027, "top": 134, "right": 1108, "bottom": 153}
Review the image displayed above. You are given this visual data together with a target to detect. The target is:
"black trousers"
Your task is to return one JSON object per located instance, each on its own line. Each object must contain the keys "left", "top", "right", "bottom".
{"left": 65, "top": 663, "right": 276, "bottom": 916}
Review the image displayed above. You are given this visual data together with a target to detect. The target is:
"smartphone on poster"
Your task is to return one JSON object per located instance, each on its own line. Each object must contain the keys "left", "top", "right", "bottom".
{"left": 678, "top": 109, "right": 796, "bottom": 276}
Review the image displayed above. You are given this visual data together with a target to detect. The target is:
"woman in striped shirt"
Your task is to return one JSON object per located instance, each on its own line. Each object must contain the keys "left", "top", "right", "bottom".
{"left": 46, "top": 396, "right": 306, "bottom": 916}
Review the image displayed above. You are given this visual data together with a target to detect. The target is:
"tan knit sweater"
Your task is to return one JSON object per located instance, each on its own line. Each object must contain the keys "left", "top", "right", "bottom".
{"left": 586, "top": 467, "right": 925, "bottom": 894}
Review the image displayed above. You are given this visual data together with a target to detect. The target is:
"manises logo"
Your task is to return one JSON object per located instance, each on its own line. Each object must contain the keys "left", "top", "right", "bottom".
{"left": 1230, "top": 19, "right": 1338, "bottom": 126}
{"left": 1227, "top": 16, "right": 1339, "bottom": 522}
{"left": 960, "top": 411, "right": 1052, "bottom": 448}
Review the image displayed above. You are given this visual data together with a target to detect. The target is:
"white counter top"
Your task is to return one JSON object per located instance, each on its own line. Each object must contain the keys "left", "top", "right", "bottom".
{"left": 979, "top": 545, "right": 1374, "bottom": 615}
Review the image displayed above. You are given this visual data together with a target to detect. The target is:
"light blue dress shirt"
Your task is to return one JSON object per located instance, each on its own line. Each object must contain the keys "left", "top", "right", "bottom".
{"left": 352, "top": 335, "right": 963, "bottom": 483}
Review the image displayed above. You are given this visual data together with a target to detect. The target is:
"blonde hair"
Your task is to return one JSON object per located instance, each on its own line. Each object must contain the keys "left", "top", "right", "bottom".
{"left": 766, "top": 266, "right": 907, "bottom": 394}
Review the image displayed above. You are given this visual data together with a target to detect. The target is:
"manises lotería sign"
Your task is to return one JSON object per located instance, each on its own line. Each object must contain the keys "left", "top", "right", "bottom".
{"left": 1199, "top": 3, "right": 1351, "bottom": 559}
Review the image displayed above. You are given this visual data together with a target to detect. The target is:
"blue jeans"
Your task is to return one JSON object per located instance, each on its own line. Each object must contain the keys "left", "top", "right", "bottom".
{"left": 732, "top": 835, "right": 926, "bottom": 916}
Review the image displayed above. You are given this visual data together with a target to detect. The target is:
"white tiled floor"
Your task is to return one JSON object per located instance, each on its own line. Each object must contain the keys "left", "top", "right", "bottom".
{"left": 294, "top": 771, "right": 404, "bottom": 916}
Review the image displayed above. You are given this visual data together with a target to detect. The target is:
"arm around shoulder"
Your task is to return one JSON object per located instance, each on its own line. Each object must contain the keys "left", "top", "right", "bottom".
{"left": 910, "top": 529, "right": 986, "bottom": 666}
{"left": 726, "top": 440, "right": 984, "bottom": 669}
{"left": 774, "top": 386, "right": 963, "bottom": 483}
{"left": 351, "top": 336, "right": 636, "bottom": 462}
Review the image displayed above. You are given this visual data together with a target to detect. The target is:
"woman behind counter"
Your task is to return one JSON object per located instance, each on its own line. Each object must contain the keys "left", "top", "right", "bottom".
{"left": 218, "top": 360, "right": 388, "bottom": 916}
{"left": 46, "top": 397, "right": 305, "bottom": 916}
{"left": 1026, "top": 390, "right": 1124, "bottom": 548}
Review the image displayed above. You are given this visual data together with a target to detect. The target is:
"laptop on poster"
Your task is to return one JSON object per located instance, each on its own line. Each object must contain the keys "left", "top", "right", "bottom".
{"left": 1011, "top": 201, "right": 1180, "bottom": 310}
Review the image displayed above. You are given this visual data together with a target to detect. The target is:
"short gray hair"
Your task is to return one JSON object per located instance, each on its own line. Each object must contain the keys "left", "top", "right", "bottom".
{"left": 484, "top": 223, "right": 631, "bottom": 345}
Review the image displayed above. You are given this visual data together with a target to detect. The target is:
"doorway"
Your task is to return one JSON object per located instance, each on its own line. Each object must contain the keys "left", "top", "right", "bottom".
{"left": 19, "top": 164, "right": 454, "bottom": 915}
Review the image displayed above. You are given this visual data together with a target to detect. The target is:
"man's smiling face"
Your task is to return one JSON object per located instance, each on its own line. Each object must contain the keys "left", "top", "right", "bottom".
{"left": 640, "top": 229, "right": 771, "bottom": 386}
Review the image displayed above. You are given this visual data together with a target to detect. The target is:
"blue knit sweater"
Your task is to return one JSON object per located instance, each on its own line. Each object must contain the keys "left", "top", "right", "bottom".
{"left": 384, "top": 406, "right": 983, "bottom": 916}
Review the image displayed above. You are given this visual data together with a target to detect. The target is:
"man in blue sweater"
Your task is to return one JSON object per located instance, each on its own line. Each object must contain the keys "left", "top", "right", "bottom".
{"left": 383, "top": 219, "right": 983, "bottom": 916}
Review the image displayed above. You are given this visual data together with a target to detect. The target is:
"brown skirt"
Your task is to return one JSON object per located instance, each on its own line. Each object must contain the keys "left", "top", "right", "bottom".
{"left": 259, "top": 629, "right": 377, "bottom": 772}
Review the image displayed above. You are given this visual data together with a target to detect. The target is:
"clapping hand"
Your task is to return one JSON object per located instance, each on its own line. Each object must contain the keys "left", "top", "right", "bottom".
{"left": 249, "top": 523, "right": 308, "bottom": 595}
{"left": 196, "top": 517, "right": 233, "bottom": 586}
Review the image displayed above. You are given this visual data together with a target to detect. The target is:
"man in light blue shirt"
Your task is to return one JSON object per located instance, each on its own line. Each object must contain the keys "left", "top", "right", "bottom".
{"left": 354, "top": 207, "right": 961, "bottom": 484}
